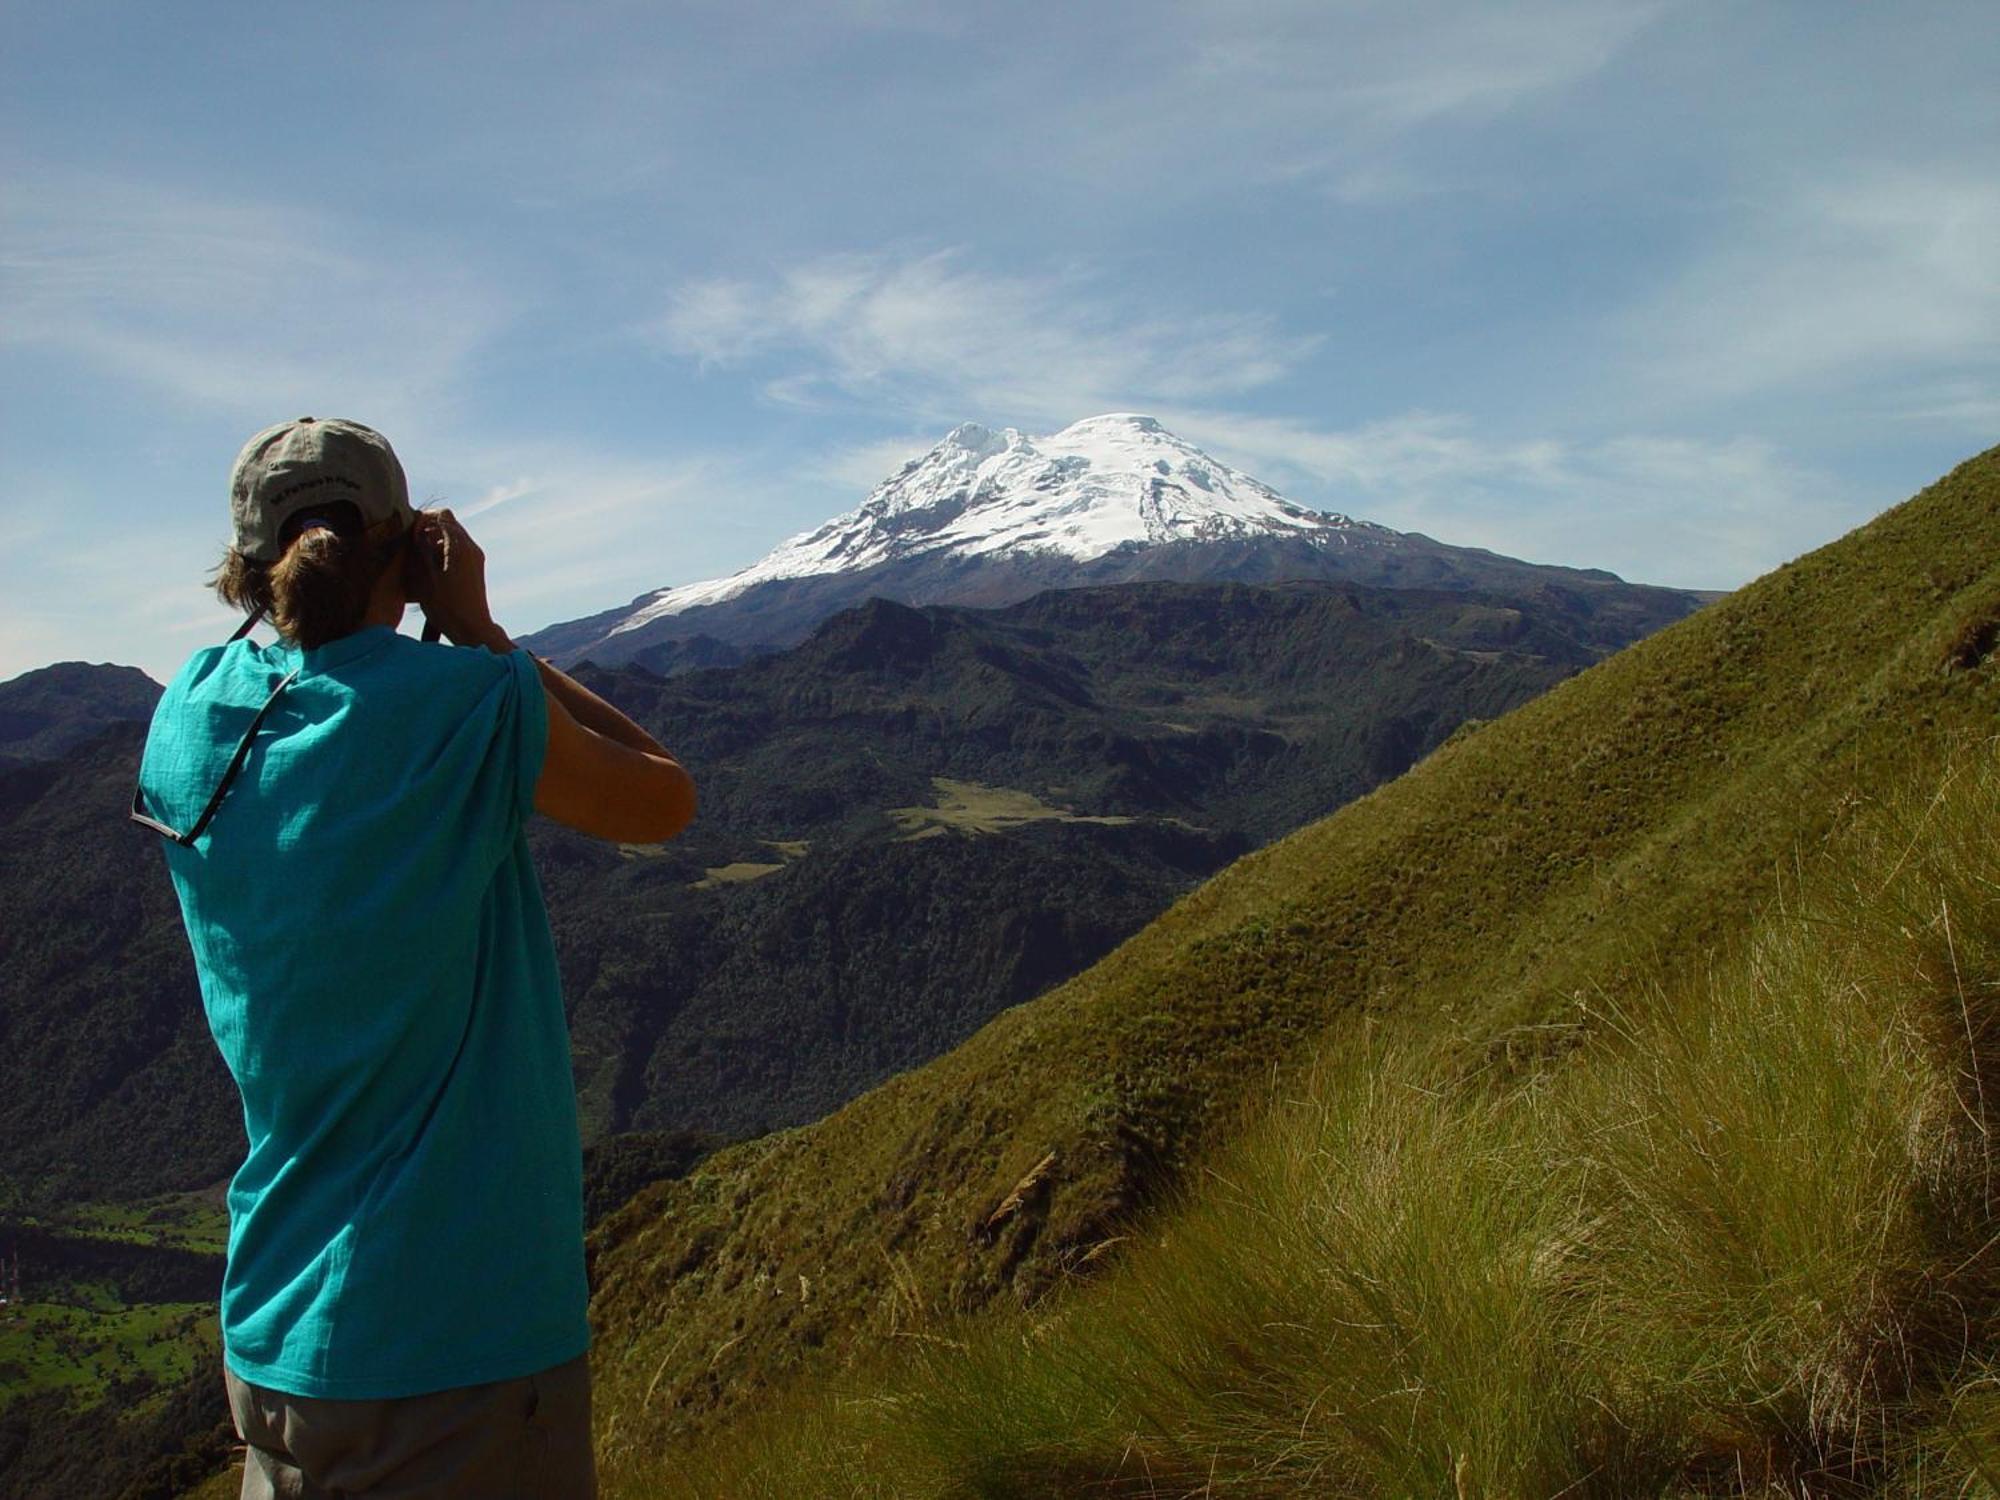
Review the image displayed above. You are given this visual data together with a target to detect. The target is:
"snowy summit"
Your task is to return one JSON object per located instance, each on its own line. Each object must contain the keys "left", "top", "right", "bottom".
{"left": 609, "top": 414, "right": 1378, "bottom": 637}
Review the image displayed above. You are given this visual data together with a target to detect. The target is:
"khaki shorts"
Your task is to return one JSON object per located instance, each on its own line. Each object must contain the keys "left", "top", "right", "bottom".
{"left": 223, "top": 1353, "right": 597, "bottom": 1499}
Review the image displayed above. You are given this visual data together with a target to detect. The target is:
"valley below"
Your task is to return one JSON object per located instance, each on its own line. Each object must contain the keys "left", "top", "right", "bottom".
{"left": 0, "top": 573, "right": 1697, "bottom": 1496}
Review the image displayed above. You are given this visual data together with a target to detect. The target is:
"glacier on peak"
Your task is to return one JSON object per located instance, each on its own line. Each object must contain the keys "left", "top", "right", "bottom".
{"left": 606, "top": 414, "right": 1375, "bottom": 637}
{"left": 942, "top": 420, "right": 1011, "bottom": 454}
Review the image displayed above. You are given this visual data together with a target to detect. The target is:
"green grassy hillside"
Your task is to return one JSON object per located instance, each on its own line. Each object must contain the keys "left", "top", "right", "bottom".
{"left": 581, "top": 446, "right": 2000, "bottom": 1488}
{"left": 680, "top": 743, "right": 2000, "bottom": 1495}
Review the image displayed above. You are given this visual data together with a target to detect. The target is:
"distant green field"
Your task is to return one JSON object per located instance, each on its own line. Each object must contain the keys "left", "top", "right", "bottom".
{"left": 694, "top": 859, "right": 789, "bottom": 885}
{"left": 0, "top": 1296, "right": 215, "bottom": 1410}
{"left": 0, "top": 1188, "right": 226, "bottom": 1423}
{"left": 62, "top": 1191, "right": 228, "bottom": 1256}
{"left": 693, "top": 837, "right": 814, "bottom": 887}
{"left": 888, "top": 776, "right": 1139, "bottom": 837}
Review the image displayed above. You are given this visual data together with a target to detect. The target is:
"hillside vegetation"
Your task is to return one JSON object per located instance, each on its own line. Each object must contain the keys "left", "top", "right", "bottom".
{"left": 578, "top": 447, "right": 2000, "bottom": 1489}
{"left": 668, "top": 745, "right": 2000, "bottom": 1495}
{"left": 3, "top": 579, "right": 1650, "bottom": 1209}
{"left": 0, "top": 661, "right": 157, "bottom": 764}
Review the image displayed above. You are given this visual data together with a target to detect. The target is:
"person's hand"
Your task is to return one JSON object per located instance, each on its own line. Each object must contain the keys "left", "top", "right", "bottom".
{"left": 408, "top": 509, "right": 509, "bottom": 650}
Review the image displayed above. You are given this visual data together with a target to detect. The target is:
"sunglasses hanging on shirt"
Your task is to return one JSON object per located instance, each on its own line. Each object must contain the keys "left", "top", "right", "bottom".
{"left": 130, "top": 610, "right": 296, "bottom": 846}
{"left": 131, "top": 514, "right": 442, "bottom": 846}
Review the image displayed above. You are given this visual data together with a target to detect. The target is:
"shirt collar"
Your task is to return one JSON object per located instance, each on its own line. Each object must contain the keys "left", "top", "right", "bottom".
{"left": 263, "top": 624, "right": 401, "bottom": 676}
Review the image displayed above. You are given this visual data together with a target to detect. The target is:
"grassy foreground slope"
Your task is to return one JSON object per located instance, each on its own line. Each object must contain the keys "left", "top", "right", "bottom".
{"left": 688, "top": 746, "right": 2000, "bottom": 1496}
{"left": 586, "top": 449, "right": 2000, "bottom": 1479}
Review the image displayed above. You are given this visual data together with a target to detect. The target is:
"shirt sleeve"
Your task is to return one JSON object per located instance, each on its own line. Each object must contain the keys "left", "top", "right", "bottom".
{"left": 503, "top": 647, "right": 549, "bottom": 825}
{"left": 419, "top": 643, "right": 550, "bottom": 880}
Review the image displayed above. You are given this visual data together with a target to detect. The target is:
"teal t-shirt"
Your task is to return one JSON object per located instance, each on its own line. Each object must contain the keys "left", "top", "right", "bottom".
{"left": 137, "top": 624, "right": 589, "bottom": 1398}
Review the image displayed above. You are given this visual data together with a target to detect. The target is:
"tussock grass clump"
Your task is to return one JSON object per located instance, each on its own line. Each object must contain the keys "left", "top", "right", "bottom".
{"left": 656, "top": 748, "right": 2000, "bottom": 1498}
{"left": 854, "top": 1058, "right": 1650, "bottom": 1499}
{"left": 1568, "top": 929, "right": 1971, "bottom": 1474}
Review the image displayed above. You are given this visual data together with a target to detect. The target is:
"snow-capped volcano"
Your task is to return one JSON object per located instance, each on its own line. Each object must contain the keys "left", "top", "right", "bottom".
{"left": 524, "top": 413, "right": 1696, "bottom": 673}
{"left": 607, "top": 414, "right": 1381, "bottom": 638}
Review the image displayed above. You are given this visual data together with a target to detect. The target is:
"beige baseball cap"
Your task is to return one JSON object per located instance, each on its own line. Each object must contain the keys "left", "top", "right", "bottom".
{"left": 228, "top": 416, "right": 413, "bottom": 563}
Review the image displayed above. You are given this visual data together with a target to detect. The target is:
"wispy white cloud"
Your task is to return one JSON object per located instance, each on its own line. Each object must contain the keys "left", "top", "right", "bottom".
{"left": 1884, "top": 379, "right": 2000, "bottom": 435}
{"left": 651, "top": 248, "right": 1316, "bottom": 425}
{"left": 811, "top": 432, "right": 939, "bottom": 493}
{"left": 0, "top": 166, "right": 505, "bottom": 427}
{"left": 455, "top": 479, "right": 540, "bottom": 522}
{"left": 1181, "top": 0, "right": 1667, "bottom": 131}
{"left": 0, "top": 487, "right": 241, "bottom": 681}
{"left": 1627, "top": 167, "right": 2000, "bottom": 423}
{"left": 1028, "top": 0, "right": 1668, "bottom": 199}
{"left": 1157, "top": 406, "right": 1847, "bottom": 590}
{"left": 412, "top": 440, "right": 793, "bottom": 629}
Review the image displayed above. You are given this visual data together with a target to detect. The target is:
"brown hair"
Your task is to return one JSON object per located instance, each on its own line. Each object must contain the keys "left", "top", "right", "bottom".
{"left": 212, "top": 509, "right": 408, "bottom": 650}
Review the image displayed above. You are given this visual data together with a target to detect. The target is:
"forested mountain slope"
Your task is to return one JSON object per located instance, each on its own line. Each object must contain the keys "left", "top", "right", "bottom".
{"left": 0, "top": 661, "right": 157, "bottom": 763}
{"left": 2, "top": 579, "right": 1665, "bottom": 1206}
{"left": 579, "top": 447, "right": 2000, "bottom": 1485}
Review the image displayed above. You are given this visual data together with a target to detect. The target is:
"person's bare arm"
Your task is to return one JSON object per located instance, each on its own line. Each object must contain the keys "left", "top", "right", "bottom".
{"left": 526, "top": 652, "right": 666, "bottom": 757}
{"left": 410, "top": 509, "right": 696, "bottom": 843}
{"left": 528, "top": 675, "right": 695, "bottom": 842}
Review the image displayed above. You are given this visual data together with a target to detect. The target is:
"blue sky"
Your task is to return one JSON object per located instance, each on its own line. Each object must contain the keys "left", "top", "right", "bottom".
{"left": 4, "top": 1, "right": 1996, "bottom": 682}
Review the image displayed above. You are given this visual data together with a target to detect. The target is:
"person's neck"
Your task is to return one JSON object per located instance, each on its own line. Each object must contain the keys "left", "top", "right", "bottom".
{"left": 360, "top": 572, "right": 406, "bottom": 631}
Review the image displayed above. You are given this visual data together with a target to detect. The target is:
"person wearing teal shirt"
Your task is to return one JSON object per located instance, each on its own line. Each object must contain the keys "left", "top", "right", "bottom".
{"left": 134, "top": 418, "right": 695, "bottom": 1499}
